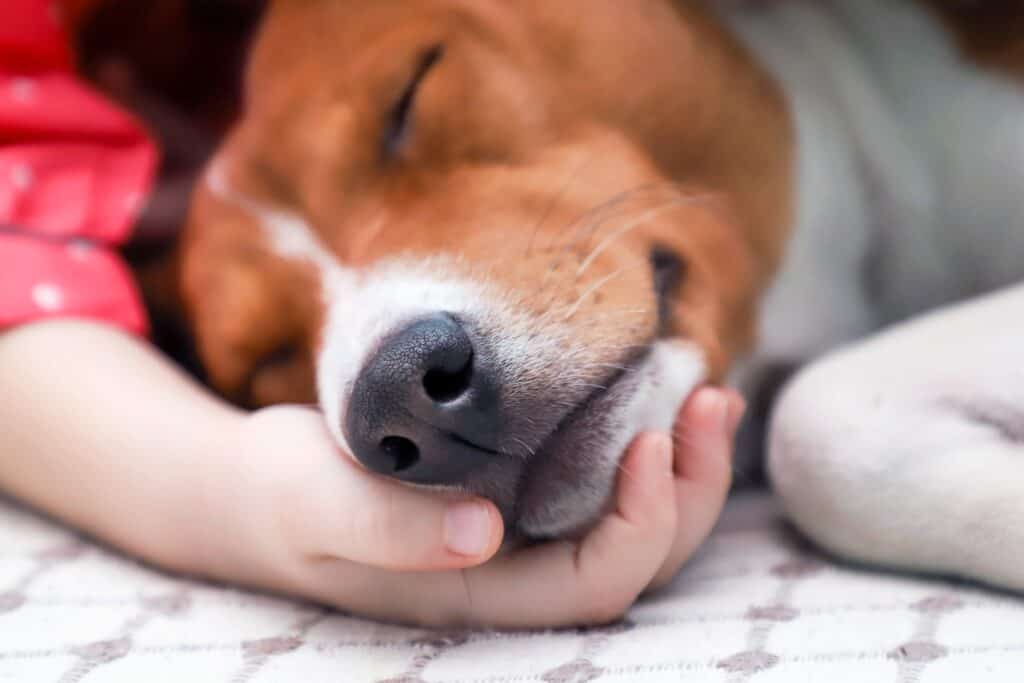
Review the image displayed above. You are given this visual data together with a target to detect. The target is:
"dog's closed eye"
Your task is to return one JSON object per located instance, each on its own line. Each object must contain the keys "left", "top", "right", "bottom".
{"left": 650, "top": 245, "right": 686, "bottom": 334}
{"left": 383, "top": 44, "right": 445, "bottom": 157}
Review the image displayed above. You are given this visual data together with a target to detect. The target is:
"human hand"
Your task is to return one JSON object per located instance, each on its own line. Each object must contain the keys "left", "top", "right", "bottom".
{"left": 190, "top": 387, "right": 742, "bottom": 628}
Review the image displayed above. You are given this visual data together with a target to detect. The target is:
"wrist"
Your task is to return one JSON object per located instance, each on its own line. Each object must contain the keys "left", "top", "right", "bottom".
{"left": 161, "top": 408, "right": 307, "bottom": 589}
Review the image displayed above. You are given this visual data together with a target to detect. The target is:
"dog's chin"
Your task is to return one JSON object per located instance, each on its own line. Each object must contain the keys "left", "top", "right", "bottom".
{"left": 330, "top": 340, "right": 706, "bottom": 543}
{"left": 508, "top": 340, "right": 707, "bottom": 541}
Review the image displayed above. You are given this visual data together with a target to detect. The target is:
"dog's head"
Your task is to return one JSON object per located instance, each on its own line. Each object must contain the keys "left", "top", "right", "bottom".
{"left": 180, "top": 0, "right": 785, "bottom": 538}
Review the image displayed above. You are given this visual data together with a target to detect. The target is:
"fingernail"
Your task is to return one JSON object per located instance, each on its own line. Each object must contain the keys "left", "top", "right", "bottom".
{"left": 444, "top": 502, "right": 492, "bottom": 557}
{"left": 696, "top": 389, "right": 731, "bottom": 433}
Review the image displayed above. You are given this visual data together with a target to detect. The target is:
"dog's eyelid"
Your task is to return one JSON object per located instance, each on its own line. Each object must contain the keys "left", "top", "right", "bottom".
{"left": 650, "top": 245, "right": 686, "bottom": 335}
{"left": 382, "top": 43, "right": 446, "bottom": 157}
{"left": 650, "top": 245, "right": 686, "bottom": 294}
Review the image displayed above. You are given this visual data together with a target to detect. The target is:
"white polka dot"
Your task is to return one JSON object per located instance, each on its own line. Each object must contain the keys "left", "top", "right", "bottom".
{"left": 32, "top": 283, "right": 64, "bottom": 312}
{"left": 10, "top": 78, "right": 37, "bottom": 104}
{"left": 10, "top": 164, "right": 34, "bottom": 191}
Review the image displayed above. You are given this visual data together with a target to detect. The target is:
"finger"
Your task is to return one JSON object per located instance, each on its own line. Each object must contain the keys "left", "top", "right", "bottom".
{"left": 453, "top": 432, "right": 677, "bottom": 628}
{"left": 674, "top": 386, "right": 743, "bottom": 487}
{"left": 299, "top": 433, "right": 677, "bottom": 628}
{"left": 649, "top": 387, "right": 744, "bottom": 589}
{"left": 262, "top": 408, "right": 504, "bottom": 572}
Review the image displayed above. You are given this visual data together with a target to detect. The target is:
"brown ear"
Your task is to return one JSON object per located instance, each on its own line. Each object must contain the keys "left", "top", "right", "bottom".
{"left": 642, "top": 197, "right": 759, "bottom": 381}
{"left": 174, "top": 170, "right": 258, "bottom": 394}
{"left": 127, "top": 164, "right": 264, "bottom": 386}
{"left": 175, "top": 159, "right": 325, "bottom": 405}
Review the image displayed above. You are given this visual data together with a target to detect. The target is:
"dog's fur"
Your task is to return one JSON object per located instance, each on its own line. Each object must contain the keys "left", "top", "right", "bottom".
{"left": 723, "top": 0, "right": 1024, "bottom": 590}
{"left": 181, "top": 0, "right": 788, "bottom": 538}
{"left": 172, "top": 0, "right": 1024, "bottom": 586}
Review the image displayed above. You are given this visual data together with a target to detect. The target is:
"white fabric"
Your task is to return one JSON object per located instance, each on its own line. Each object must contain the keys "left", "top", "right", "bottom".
{"left": 1, "top": 491, "right": 1021, "bottom": 682}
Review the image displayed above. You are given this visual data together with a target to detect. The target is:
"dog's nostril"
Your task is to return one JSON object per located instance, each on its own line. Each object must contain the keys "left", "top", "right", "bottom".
{"left": 346, "top": 313, "right": 500, "bottom": 485}
{"left": 380, "top": 436, "right": 420, "bottom": 472}
{"left": 423, "top": 352, "right": 474, "bottom": 403}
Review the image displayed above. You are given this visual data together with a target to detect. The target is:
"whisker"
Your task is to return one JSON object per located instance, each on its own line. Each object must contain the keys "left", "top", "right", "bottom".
{"left": 616, "top": 461, "right": 637, "bottom": 484}
{"left": 562, "top": 262, "right": 649, "bottom": 321}
{"left": 525, "top": 154, "right": 594, "bottom": 258}
{"left": 351, "top": 213, "right": 388, "bottom": 259}
{"left": 460, "top": 569, "right": 474, "bottom": 613}
{"left": 572, "top": 342, "right": 652, "bottom": 355}
{"left": 586, "top": 308, "right": 650, "bottom": 318}
{"left": 540, "top": 182, "right": 670, "bottom": 284}
{"left": 554, "top": 308, "right": 651, "bottom": 325}
{"left": 575, "top": 194, "right": 714, "bottom": 278}
{"left": 555, "top": 184, "right": 693, "bottom": 263}
{"left": 556, "top": 182, "right": 673, "bottom": 251}
{"left": 589, "top": 363, "right": 642, "bottom": 373}
{"left": 510, "top": 436, "right": 537, "bottom": 459}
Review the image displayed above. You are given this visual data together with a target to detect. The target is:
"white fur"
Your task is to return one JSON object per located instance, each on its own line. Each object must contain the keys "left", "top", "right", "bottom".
{"left": 770, "top": 284, "right": 1024, "bottom": 590}
{"left": 632, "top": 342, "right": 708, "bottom": 434}
{"left": 518, "top": 340, "right": 707, "bottom": 537}
{"left": 724, "top": 0, "right": 1024, "bottom": 376}
{"left": 209, "top": 168, "right": 551, "bottom": 453}
{"left": 719, "top": 0, "right": 1024, "bottom": 589}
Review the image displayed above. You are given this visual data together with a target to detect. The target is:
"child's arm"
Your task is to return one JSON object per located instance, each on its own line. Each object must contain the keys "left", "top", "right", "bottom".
{"left": 0, "top": 319, "right": 504, "bottom": 577}
{"left": 0, "top": 319, "right": 741, "bottom": 627}
{"left": 1, "top": 1, "right": 741, "bottom": 626}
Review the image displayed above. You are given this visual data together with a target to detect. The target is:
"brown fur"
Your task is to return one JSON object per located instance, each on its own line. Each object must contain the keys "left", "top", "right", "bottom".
{"left": 921, "top": 1, "right": 1024, "bottom": 82}
{"left": 180, "top": 0, "right": 792, "bottom": 405}
{"left": 173, "top": 0, "right": 1024, "bottom": 408}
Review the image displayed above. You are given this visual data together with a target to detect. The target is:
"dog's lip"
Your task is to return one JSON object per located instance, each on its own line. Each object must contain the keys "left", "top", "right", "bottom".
{"left": 510, "top": 344, "right": 654, "bottom": 520}
{"left": 533, "top": 344, "right": 653, "bottom": 450}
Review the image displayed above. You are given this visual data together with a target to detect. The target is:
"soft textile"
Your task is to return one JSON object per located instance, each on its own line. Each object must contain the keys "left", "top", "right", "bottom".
{"left": 1, "top": 491, "right": 1020, "bottom": 682}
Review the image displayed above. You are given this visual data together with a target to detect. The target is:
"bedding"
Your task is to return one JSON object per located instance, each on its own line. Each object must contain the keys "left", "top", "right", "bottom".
{"left": 1, "top": 491, "right": 1020, "bottom": 682}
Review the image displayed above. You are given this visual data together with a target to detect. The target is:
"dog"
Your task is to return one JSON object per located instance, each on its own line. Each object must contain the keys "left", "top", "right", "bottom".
{"left": 175, "top": 0, "right": 1024, "bottom": 589}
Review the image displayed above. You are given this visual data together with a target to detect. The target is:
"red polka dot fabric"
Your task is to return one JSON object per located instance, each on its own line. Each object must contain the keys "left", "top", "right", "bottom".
{"left": 0, "top": 0, "right": 157, "bottom": 336}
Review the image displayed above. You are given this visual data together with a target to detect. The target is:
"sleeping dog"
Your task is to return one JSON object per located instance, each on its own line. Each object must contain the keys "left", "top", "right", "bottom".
{"left": 176, "top": 0, "right": 1024, "bottom": 588}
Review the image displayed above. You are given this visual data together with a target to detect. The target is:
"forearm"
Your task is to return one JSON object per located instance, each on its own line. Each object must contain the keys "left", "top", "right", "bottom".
{"left": 0, "top": 320, "right": 741, "bottom": 629}
{"left": 0, "top": 320, "right": 243, "bottom": 570}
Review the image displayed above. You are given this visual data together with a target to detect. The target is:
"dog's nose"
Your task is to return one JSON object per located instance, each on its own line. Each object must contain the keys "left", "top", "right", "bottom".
{"left": 345, "top": 313, "right": 502, "bottom": 484}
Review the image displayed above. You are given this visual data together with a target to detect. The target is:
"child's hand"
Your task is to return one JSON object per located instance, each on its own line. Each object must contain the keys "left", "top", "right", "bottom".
{"left": 197, "top": 389, "right": 742, "bottom": 628}
{"left": 0, "top": 322, "right": 741, "bottom": 629}
{"left": 651, "top": 387, "right": 745, "bottom": 590}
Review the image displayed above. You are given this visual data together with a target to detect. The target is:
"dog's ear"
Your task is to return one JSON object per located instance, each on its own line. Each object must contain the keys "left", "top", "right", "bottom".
{"left": 176, "top": 152, "right": 323, "bottom": 407}
{"left": 176, "top": 163, "right": 272, "bottom": 399}
{"left": 644, "top": 196, "right": 759, "bottom": 380}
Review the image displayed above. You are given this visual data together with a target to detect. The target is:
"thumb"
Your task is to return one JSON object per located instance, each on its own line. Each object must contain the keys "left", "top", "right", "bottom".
{"left": 273, "top": 409, "right": 506, "bottom": 571}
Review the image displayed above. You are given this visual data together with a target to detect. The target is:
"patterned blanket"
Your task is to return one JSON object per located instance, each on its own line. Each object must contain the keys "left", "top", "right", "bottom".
{"left": 1, "top": 491, "right": 1021, "bottom": 682}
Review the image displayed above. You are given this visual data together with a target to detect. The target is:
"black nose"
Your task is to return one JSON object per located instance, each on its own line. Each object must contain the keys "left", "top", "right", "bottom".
{"left": 345, "top": 313, "right": 502, "bottom": 484}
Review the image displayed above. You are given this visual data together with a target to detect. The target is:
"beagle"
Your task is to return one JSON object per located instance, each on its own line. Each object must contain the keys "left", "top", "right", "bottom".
{"left": 178, "top": 0, "right": 1024, "bottom": 587}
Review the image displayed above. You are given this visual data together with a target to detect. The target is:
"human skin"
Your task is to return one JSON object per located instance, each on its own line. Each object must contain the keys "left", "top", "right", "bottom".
{"left": 0, "top": 319, "right": 742, "bottom": 627}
